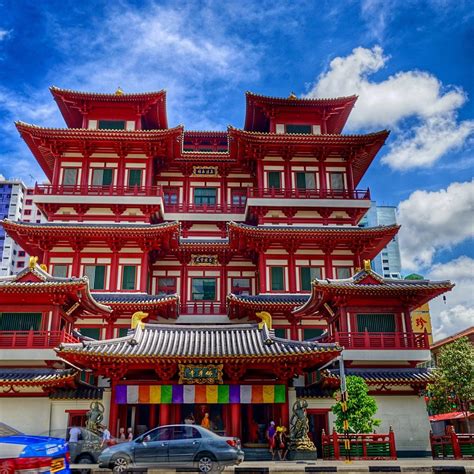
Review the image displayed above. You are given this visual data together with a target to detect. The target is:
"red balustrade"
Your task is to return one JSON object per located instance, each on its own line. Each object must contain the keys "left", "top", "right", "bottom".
{"left": 247, "top": 187, "right": 370, "bottom": 200}
{"left": 164, "top": 203, "right": 246, "bottom": 214}
{"left": 324, "top": 331, "right": 430, "bottom": 350}
{"left": 322, "top": 428, "right": 397, "bottom": 460}
{"left": 431, "top": 428, "right": 474, "bottom": 459}
{"left": 0, "top": 330, "right": 79, "bottom": 349}
{"left": 34, "top": 184, "right": 162, "bottom": 197}
{"left": 180, "top": 302, "right": 227, "bottom": 315}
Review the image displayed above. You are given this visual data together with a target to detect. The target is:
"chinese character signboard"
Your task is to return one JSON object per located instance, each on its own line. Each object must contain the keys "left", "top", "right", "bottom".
{"left": 179, "top": 364, "right": 224, "bottom": 384}
{"left": 411, "top": 303, "right": 433, "bottom": 344}
{"left": 192, "top": 166, "right": 219, "bottom": 176}
{"left": 191, "top": 254, "right": 219, "bottom": 266}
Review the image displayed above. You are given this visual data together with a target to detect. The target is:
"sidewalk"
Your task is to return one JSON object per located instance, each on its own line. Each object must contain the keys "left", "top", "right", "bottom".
{"left": 71, "top": 458, "right": 474, "bottom": 473}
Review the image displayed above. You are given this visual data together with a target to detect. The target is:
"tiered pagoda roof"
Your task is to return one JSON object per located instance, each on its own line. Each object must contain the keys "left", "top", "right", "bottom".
{"left": 2, "top": 220, "right": 180, "bottom": 253}
{"left": 0, "top": 264, "right": 111, "bottom": 316}
{"left": 50, "top": 86, "right": 168, "bottom": 129}
{"left": 244, "top": 92, "right": 358, "bottom": 133}
{"left": 294, "top": 267, "right": 454, "bottom": 316}
{"left": 0, "top": 367, "right": 77, "bottom": 389}
{"left": 57, "top": 322, "right": 341, "bottom": 380}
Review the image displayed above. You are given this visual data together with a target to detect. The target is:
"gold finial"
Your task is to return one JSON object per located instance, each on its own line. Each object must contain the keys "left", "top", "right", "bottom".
{"left": 131, "top": 311, "right": 148, "bottom": 329}
{"left": 256, "top": 311, "right": 272, "bottom": 330}
{"left": 363, "top": 259, "right": 371, "bottom": 271}
{"left": 115, "top": 87, "right": 124, "bottom": 96}
{"left": 40, "top": 263, "right": 48, "bottom": 272}
{"left": 288, "top": 92, "right": 297, "bottom": 100}
{"left": 29, "top": 256, "right": 38, "bottom": 268}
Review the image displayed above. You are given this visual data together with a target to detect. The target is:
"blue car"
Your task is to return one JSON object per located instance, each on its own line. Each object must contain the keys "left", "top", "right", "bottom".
{"left": 0, "top": 423, "right": 70, "bottom": 473}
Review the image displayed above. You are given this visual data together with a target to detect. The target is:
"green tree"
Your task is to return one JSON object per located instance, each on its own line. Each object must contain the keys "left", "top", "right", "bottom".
{"left": 332, "top": 375, "right": 381, "bottom": 433}
{"left": 427, "top": 336, "right": 474, "bottom": 421}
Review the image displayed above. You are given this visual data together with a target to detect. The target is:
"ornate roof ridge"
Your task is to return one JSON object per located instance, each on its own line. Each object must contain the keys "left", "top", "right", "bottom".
{"left": 229, "top": 221, "right": 400, "bottom": 233}
{"left": 50, "top": 86, "right": 166, "bottom": 99}
{"left": 15, "top": 121, "right": 182, "bottom": 135}
{"left": 245, "top": 91, "right": 358, "bottom": 105}
{"left": 3, "top": 219, "right": 179, "bottom": 230}
{"left": 228, "top": 125, "right": 389, "bottom": 139}
{"left": 184, "top": 130, "right": 228, "bottom": 136}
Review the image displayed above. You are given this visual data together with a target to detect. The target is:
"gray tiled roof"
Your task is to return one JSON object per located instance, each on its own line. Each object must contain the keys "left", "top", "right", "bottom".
{"left": 228, "top": 293, "right": 309, "bottom": 305}
{"left": 0, "top": 368, "right": 76, "bottom": 384}
{"left": 92, "top": 292, "right": 178, "bottom": 304}
{"left": 50, "top": 386, "right": 103, "bottom": 400}
{"left": 326, "top": 367, "right": 433, "bottom": 383}
{"left": 58, "top": 323, "right": 339, "bottom": 359}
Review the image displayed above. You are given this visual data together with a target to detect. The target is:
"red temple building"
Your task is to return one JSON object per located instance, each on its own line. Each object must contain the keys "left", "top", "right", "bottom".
{"left": 0, "top": 87, "right": 454, "bottom": 456}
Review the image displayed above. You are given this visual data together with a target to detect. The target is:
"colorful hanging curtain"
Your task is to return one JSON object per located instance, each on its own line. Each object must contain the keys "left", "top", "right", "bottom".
{"left": 115, "top": 384, "right": 286, "bottom": 404}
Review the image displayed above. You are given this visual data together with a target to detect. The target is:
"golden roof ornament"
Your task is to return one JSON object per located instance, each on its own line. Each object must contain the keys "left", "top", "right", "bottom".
{"left": 131, "top": 311, "right": 148, "bottom": 329}
{"left": 256, "top": 311, "right": 272, "bottom": 330}
{"left": 29, "top": 256, "right": 38, "bottom": 268}
{"left": 363, "top": 259, "right": 372, "bottom": 271}
{"left": 115, "top": 87, "right": 124, "bottom": 96}
{"left": 288, "top": 92, "right": 297, "bottom": 100}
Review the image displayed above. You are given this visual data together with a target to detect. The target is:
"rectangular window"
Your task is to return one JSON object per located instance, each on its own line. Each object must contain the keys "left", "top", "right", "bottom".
{"left": 164, "top": 188, "right": 179, "bottom": 205}
{"left": 191, "top": 278, "right": 216, "bottom": 301}
{"left": 25, "top": 199, "right": 32, "bottom": 205}
{"left": 356, "top": 313, "right": 396, "bottom": 333}
{"left": 335, "top": 267, "right": 352, "bottom": 279}
{"left": 231, "top": 278, "right": 251, "bottom": 295}
{"left": 300, "top": 267, "right": 322, "bottom": 291}
{"left": 92, "top": 169, "right": 113, "bottom": 186}
{"left": 23, "top": 210, "right": 31, "bottom": 215}
{"left": 84, "top": 265, "right": 106, "bottom": 290}
{"left": 303, "top": 328, "right": 324, "bottom": 340}
{"left": 270, "top": 266, "right": 284, "bottom": 291}
{"left": 157, "top": 277, "right": 177, "bottom": 295}
{"left": 274, "top": 328, "right": 286, "bottom": 338}
{"left": 118, "top": 327, "right": 129, "bottom": 337}
{"left": 0, "top": 312, "right": 42, "bottom": 331}
{"left": 63, "top": 168, "right": 78, "bottom": 186}
{"left": 52, "top": 265, "right": 68, "bottom": 278}
{"left": 329, "top": 172, "right": 345, "bottom": 191}
{"left": 231, "top": 189, "right": 247, "bottom": 206}
{"left": 286, "top": 124, "right": 312, "bottom": 134}
{"left": 78, "top": 327, "right": 101, "bottom": 339}
{"left": 193, "top": 188, "right": 217, "bottom": 205}
{"left": 121, "top": 265, "right": 136, "bottom": 290}
{"left": 98, "top": 120, "right": 126, "bottom": 130}
{"left": 296, "top": 172, "right": 316, "bottom": 190}
{"left": 128, "top": 169, "right": 142, "bottom": 187}
{"left": 267, "top": 171, "right": 281, "bottom": 189}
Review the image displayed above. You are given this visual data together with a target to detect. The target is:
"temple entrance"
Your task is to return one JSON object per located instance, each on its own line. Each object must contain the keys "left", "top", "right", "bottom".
{"left": 241, "top": 404, "right": 282, "bottom": 447}
{"left": 307, "top": 409, "right": 329, "bottom": 455}
{"left": 181, "top": 404, "right": 225, "bottom": 435}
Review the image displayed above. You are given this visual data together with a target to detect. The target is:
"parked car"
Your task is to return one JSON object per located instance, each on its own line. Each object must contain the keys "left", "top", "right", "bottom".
{"left": 44, "top": 427, "right": 117, "bottom": 464}
{"left": 98, "top": 424, "right": 244, "bottom": 473}
{"left": 0, "top": 422, "right": 70, "bottom": 473}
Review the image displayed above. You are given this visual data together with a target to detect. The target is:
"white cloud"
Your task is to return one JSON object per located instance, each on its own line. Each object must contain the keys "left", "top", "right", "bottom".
{"left": 427, "top": 256, "right": 474, "bottom": 340}
{"left": 0, "top": 29, "right": 10, "bottom": 41}
{"left": 305, "top": 46, "right": 474, "bottom": 169}
{"left": 397, "top": 180, "right": 474, "bottom": 270}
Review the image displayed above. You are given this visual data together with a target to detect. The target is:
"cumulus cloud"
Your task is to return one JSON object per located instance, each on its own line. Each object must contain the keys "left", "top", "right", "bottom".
{"left": 397, "top": 180, "right": 474, "bottom": 270}
{"left": 427, "top": 256, "right": 474, "bottom": 340}
{"left": 0, "top": 29, "right": 10, "bottom": 41}
{"left": 305, "top": 46, "right": 474, "bottom": 170}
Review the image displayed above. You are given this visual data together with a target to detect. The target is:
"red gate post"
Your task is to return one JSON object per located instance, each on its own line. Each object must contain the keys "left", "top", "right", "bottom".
{"left": 389, "top": 426, "right": 397, "bottom": 459}
{"left": 332, "top": 428, "right": 340, "bottom": 460}
{"left": 449, "top": 427, "right": 462, "bottom": 459}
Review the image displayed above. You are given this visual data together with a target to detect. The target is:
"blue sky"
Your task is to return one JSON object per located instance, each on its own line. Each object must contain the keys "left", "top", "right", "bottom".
{"left": 0, "top": 0, "right": 472, "bottom": 337}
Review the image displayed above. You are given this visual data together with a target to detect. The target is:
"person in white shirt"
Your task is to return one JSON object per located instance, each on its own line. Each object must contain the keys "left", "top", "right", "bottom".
{"left": 69, "top": 426, "right": 81, "bottom": 443}
{"left": 100, "top": 425, "right": 111, "bottom": 447}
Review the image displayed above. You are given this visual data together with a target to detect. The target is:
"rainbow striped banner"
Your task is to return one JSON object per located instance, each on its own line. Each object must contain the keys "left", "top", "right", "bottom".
{"left": 115, "top": 384, "right": 286, "bottom": 404}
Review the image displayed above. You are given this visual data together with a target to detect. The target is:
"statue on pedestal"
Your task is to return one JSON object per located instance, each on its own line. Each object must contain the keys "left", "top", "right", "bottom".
{"left": 289, "top": 399, "right": 317, "bottom": 453}
{"left": 85, "top": 401, "right": 104, "bottom": 435}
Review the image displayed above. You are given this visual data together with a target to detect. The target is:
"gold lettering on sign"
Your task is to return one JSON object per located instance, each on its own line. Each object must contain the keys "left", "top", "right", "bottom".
{"left": 192, "top": 166, "right": 219, "bottom": 176}
{"left": 178, "top": 364, "right": 223, "bottom": 384}
{"left": 191, "top": 255, "right": 219, "bottom": 266}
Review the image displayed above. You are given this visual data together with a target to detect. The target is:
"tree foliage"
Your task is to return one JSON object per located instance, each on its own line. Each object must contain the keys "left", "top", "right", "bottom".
{"left": 427, "top": 336, "right": 474, "bottom": 416}
{"left": 332, "top": 375, "right": 381, "bottom": 433}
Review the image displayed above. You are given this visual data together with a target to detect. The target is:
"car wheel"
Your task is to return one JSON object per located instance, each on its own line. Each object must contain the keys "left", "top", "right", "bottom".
{"left": 76, "top": 454, "right": 94, "bottom": 464}
{"left": 196, "top": 453, "right": 216, "bottom": 473}
{"left": 111, "top": 454, "right": 131, "bottom": 473}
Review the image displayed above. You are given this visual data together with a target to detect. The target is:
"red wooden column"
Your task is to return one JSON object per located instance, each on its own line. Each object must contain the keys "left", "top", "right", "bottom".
{"left": 280, "top": 394, "right": 289, "bottom": 428}
{"left": 288, "top": 252, "right": 296, "bottom": 292}
{"left": 324, "top": 247, "right": 334, "bottom": 279}
{"left": 173, "top": 404, "right": 182, "bottom": 425}
{"left": 230, "top": 403, "right": 241, "bottom": 440}
{"left": 160, "top": 403, "right": 171, "bottom": 426}
{"left": 80, "top": 153, "right": 90, "bottom": 187}
{"left": 257, "top": 159, "right": 264, "bottom": 190}
{"left": 140, "top": 253, "right": 149, "bottom": 292}
{"left": 258, "top": 254, "right": 266, "bottom": 293}
{"left": 105, "top": 318, "right": 115, "bottom": 339}
{"left": 117, "top": 156, "right": 126, "bottom": 188}
{"left": 109, "top": 380, "right": 119, "bottom": 437}
{"left": 149, "top": 405, "right": 157, "bottom": 429}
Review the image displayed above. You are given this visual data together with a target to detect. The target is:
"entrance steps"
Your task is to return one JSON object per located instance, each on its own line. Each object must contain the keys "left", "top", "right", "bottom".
{"left": 242, "top": 448, "right": 274, "bottom": 461}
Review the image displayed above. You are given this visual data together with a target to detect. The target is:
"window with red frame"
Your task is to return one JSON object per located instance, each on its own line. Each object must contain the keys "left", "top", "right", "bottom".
{"left": 231, "top": 278, "right": 251, "bottom": 295}
{"left": 157, "top": 277, "right": 177, "bottom": 295}
{"left": 231, "top": 189, "right": 247, "bottom": 207}
{"left": 163, "top": 188, "right": 179, "bottom": 205}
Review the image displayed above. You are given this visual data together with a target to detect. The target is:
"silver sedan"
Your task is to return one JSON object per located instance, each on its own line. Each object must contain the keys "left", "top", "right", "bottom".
{"left": 98, "top": 424, "right": 244, "bottom": 473}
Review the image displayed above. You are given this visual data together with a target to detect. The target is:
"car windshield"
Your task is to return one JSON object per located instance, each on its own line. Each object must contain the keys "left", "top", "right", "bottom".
{"left": 0, "top": 422, "right": 22, "bottom": 437}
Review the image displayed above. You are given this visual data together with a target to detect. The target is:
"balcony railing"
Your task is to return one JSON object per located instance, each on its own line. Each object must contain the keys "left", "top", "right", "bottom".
{"left": 34, "top": 184, "right": 162, "bottom": 197}
{"left": 164, "top": 203, "right": 246, "bottom": 214}
{"left": 180, "top": 302, "right": 227, "bottom": 315}
{"left": 324, "top": 331, "right": 430, "bottom": 350}
{"left": 247, "top": 187, "right": 370, "bottom": 200}
{"left": 0, "top": 330, "right": 79, "bottom": 349}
